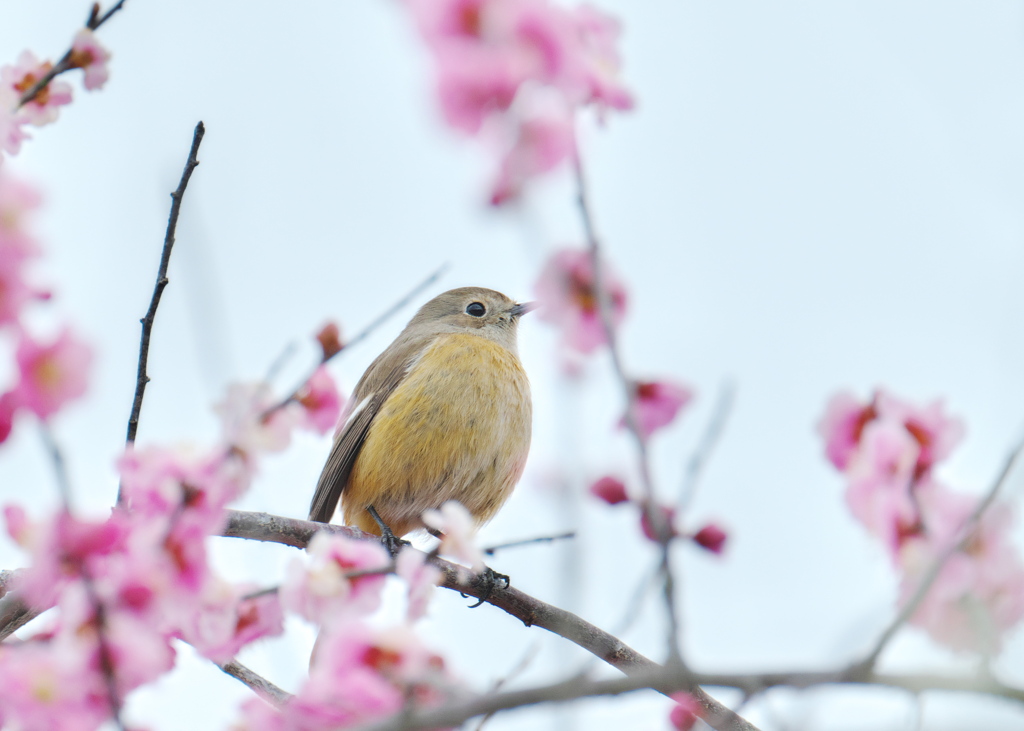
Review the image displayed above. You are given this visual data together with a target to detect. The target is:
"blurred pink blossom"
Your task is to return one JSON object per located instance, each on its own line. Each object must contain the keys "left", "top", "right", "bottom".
{"left": 395, "top": 547, "right": 442, "bottom": 622}
{"left": 691, "top": 523, "right": 728, "bottom": 556}
{"left": 898, "top": 489, "right": 1024, "bottom": 655}
{"left": 588, "top": 475, "right": 629, "bottom": 505}
{"left": 12, "top": 327, "right": 92, "bottom": 420}
{"left": 1, "top": 51, "right": 73, "bottom": 127}
{"left": 181, "top": 581, "right": 285, "bottom": 663}
{"left": 0, "top": 391, "right": 15, "bottom": 443}
{"left": 627, "top": 379, "right": 694, "bottom": 438}
{"left": 490, "top": 105, "right": 576, "bottom": 204}
{"left": 0, "top": 86, "right": 28, "bottom": 160}
{"left": 281, "top": 532, "right": 391, "bottom": 627}
{"left": 296, "top": 366, "right": 344, "bottom": 435}
{"left": 422, "top": 500, "right": 485, "bottom": 571}
{"left": 669, "top": 692, "right": 701, "bottom": 731}
{"left": 215, "top": 381, "right": 302, "bottom": 456}
{"left": 68, "top": 29, "right": 111, "bottom": 91}
{"left": 640, "top": 503, "right": 676, "bottom": 543}
{"left": 533, "top": 247, "right": 627, "bottom": 354}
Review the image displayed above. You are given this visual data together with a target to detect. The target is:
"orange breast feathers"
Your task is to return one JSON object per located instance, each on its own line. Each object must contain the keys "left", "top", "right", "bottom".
{"left": 343, "top": 332, "right": 532, "bottom": 536}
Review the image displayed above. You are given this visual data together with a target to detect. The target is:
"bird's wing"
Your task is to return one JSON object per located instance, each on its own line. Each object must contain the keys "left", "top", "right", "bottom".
{"left": 307, "top": 338, "right": 426, "bottom": 524}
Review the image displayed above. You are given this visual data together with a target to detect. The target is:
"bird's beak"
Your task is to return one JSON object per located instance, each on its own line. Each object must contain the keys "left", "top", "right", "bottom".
{"left": 509, "top": 301, "right": 537, "bottom": 318}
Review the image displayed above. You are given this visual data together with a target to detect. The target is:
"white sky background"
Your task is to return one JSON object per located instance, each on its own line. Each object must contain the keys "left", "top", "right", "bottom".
{"left": 2, "top": 1, "right": 1024, "bottom": 729}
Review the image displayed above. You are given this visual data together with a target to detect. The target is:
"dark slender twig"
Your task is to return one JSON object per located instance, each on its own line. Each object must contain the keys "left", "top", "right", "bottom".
{"left": 18, "top": 1, "right": 129, "bottom": 108}
{"left": 39, "top": 425, "right": 73, "bottom": 509}
{"left": 266, "top": 264, "right": 450, "bottom": 417}
{"left": 572, "top": 153, "right": 684, "bottom": 670}
{"left": 483, "top": 532, "right": 575, "bottom": 555}
{"left": 219, "top": 510, "right": 754, "bottom": 731}
{"left": 219, "top": 660, "right": 293, "bottom": 707}
{"left": 679, "top": 379, "right": 735, "bottom": 511}
{"left": 119, "top": 122, "right": 205, "bottom": 502}
{"left": 855, "top": 434, "right": 1024, "bottom": 673}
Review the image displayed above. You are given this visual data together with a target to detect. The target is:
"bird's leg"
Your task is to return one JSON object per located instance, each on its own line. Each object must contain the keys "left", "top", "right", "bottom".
{"left": 465, "top": 565, "right": 510, "bottom": 608}
{"left": 366, "top": 505, "right": 409, "bottom": 558}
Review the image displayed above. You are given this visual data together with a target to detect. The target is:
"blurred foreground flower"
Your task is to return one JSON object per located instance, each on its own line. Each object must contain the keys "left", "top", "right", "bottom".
{"left": 625, "top": 379, "right": 694, "bottom": 438}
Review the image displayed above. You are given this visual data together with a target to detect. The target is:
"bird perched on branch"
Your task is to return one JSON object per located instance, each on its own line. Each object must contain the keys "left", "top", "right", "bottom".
{"left": 309, "top": 287, "right": 533, "bottom": 552}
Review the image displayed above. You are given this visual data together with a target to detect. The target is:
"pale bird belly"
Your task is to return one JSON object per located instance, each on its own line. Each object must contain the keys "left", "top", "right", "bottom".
{"left": 344, "top": 334, "right": 531, "bottom": 536}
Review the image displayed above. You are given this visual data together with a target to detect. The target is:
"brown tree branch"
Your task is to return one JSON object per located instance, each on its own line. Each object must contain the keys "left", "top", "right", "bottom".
{"left": 220, "top": 509, "right": 756, "bottom": 731}
{"left": 219, "top": 659, "right": 293, "bottom": 707}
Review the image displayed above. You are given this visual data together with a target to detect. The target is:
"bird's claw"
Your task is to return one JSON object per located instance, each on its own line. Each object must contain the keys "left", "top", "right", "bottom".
{"left": 464, "top": 566, "right": 510, "bottom": 608}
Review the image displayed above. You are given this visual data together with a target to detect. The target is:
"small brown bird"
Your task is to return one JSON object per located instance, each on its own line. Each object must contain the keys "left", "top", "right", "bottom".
{"left": 308, "top": 287, "right": 533, "bottom": 544}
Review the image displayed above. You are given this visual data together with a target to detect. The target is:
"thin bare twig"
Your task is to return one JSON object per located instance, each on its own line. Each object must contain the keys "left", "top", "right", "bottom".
{"left": 572, "top": 153, "right": 684, "bottom": 670}
{"left": 18, "top": 1, "right": 129, "bottom": 108}
{"left": 679, "top": 379, "right": 735, "bottom": 511}
{"left": 219, "top": 660, "right": 293, "bottom": 707}
{"left": 267, "top": 264, "right": 450, "bottom": 417}
{"left": 119, "top": 122, "right": 205, "bottom": 504}
{"left": 855, "top": 434, "right": 1024, "bottom": 672}
{"left": 483, "top": 531, "right": 575, "bottom": 555}
{"left": 473, "top": 640, "right": 542, "bottom": 731}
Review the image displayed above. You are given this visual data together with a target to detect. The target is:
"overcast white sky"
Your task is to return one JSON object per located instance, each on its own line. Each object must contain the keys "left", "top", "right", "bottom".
{"left": 3, "top": 1, "right": 1024, "bottom": 729}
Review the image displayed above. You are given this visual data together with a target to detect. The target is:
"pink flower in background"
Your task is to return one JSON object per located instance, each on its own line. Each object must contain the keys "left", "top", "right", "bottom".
{"left": 0, "top": 86, "right": 28, "bottom": 160}
{"left": 0, "top": 173, "right": 42, "bottom": 254}
{"left": 0, "top": 391, "right": 16, "bottom": 443}
{"left": 68, "top": 29, "right": 111, "bottom": 91}
{"left": 690, "top": 523, "right": 728, "bottom": 556}
{"left": 817, "top": 390, "right": 877, "bottom": 471}
{"left": 843, "top": 419, "right": 922, "bottom": 552}
{"left": 1, "top": 51, "right": 73, "bottom": 127}
{"left": 533, "top": 247, "right": 627, "bottom": 354}
{"left": 589, "top": 475, "right": 629, "bottom": 505}
{"left": 669, "top": 692, "right": 701, "bottom": 731}
{"left": 627, "top": 379, "right": 694, "bottom": 438}
{"left": 13, "top": 328, "right": 91, "bottom": 420}
{"left": 434, "top": 44, "right": 523, "bottom": 133}
{"left": 296, "top": 366, "right": 344, "bottom": 434}
{"left": 640, "top": 503, "right": 676, "bottom": 543}
{"left": 315, "top": 321, "right": 343, "bottom": 360}
{"left": 215, "top": 381, "right": 301, "bottom": 456}
{"left": 898, "top": 489, "right": 1024, "bottom": 654}
{"left": 180, "top": 581, "right": 285, "bottom": 663}
{"left": 281, "top": 532, "right": 391, "bottom": 627}
{"left": 490, "top": 105, "right": 576, "bottom": 205}
{"left": 0, "top": 258, "right": 35, "bottom": 326}
{"left": 422, "top": 501, "right": 485, "bottom": 571}
{"left": 569, "top": 4, "right": 634, "bottom": 113}
{"left": 875, "top": 390, "right": 964, "bottom": 481}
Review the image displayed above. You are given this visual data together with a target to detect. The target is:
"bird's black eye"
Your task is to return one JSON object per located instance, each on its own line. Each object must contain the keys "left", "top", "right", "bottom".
{"left": 466, "top": 302, "right": 486, "bottom": 317}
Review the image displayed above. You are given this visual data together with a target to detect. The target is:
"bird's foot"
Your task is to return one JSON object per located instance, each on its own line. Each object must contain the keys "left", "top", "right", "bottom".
{"left": 464, "top": 565, "right": 510, "bottom": 608}
{"left": 367, "top": 505, "right": 410, "bottom": 558}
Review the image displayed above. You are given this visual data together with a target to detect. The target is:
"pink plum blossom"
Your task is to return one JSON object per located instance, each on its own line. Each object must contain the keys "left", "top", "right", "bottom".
{"left": 281, "top": 532, "right": 391, "bottom": 627}
{"left": 12, "top": 327, "right": 92, "bottom": 420}
{"left": 898, "top": 489, "right": 1024, "bottom": 655}
{"left": 422, "top": 500, "right": 485, "bottom": 571}
{"left": 296, "top": 366, "right": 344, "bottom": 435}
{"left": 627, "top": 379, "right": 694, "bottom": 438}
{"left": 1, "top": 51, "right": 73, "bottom": 127}
{"left": 640, "top": 503, "right": 677, "bottom": 543}
{"left": 0, "top": 85, "right": 28, "bottom": 160}
{"left": 68, "top": 29, "right": 111, "bottom": 91}
{"left": 691, "top": 523, "right": 728, "bottom": 556}
{"left": 215, "top": 381, "right": 302, "bottom": 456}
{"left": 490, "top": 105, "right": 576, "bottom": 205}
{"left": 180, "top": 581, "right": 285, "bottom": 663}
{"left": 0, "top": 391, "right": 15, "bottom": 443}
{"left": 569, "top": 4, "right": 634, "bottom": 113}
{"left": 669, "top": 692, "right": 702, "bottom": 731}
{"left": 817, "top": 390, "right": 877, "bottom": 471}
{"left": 0, "top": 172, "right": 42, "bottom": 255}
{"left": 533, "top": 246, "right": 627, "bottom": 355}
{"left": 588, "top": 475, "right": 629, "bottom": 505}
{"left": 395, "top": 547, "right": 442, "bottom": 622}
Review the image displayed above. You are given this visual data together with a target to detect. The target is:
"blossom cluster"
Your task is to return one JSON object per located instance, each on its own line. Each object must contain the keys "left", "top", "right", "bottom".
{"left": 0, "top": 175, "right": 91, "bottom": 443}
{"left": 0, "top": 336, "right": 358, "bottom": 728}
{"left": 404, "top": 0, "right": 633, "bottom": 204}
{"left": 819, "top": 389, "right": 1024, "bottom": 654}
{"left": 1, "top": 29, "right": 111, "bottom": 164}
